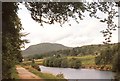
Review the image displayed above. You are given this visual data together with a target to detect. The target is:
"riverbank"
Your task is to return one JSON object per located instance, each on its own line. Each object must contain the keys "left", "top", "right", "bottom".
{"left": 22, "top": 55, "right": 112, "bottom": 71}
{"left": 81, "top": 65, "right": 112, "bottom": 71}
{"left": 16, "top": 65, "right": 43, "bottom": 79}
{"left": 40, "top": 65, "right": 115, "bottom": 79}
{"left": 11, "top": 66, "right": 19, "bottom": 79}
{"left": 21, "top": 64, "right": 67, "bottom": 81}
{"left": 20, "top": 59, "right": 114, "bottom": 80}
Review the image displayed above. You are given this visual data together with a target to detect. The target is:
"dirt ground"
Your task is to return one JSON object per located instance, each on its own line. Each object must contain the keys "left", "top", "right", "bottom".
{"left": 16, "top": 65, "right": 43, "bottom": 80}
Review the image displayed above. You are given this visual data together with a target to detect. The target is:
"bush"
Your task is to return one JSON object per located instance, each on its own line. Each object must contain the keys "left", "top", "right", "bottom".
{"left": 68, "top": 58, "right": 81, "bottom": 69}
{"left": 31, "top": 63, "right": 41, "bottom": 71}
{"left": 43, "top": 57, "right": 81, "bottom": 69}
{"left": 56, "top": 73, "right": 64, "bottom": 79}
{"left": 61, "top": 58, "right": 68, "bottom": 68}
{"left": 112, "top": 53, "right": 120, "bottom": 72}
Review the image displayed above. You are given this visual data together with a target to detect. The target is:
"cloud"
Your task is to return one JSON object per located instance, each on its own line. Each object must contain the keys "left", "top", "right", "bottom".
{"left": 18, "top": 3, "right": 118, "bottom": 49}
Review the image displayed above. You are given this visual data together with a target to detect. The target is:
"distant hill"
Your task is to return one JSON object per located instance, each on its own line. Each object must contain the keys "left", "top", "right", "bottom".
{"left": 27, "top": 43, "right": 118, "bottom": 59}
{"left": 22, "top": 43, "right": 72, "bottom": 57}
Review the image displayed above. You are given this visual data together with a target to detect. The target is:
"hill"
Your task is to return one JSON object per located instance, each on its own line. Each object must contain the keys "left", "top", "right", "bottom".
{"left": 70, "top": 43, "right": 117, "bottom": 56}
{"left": 22, "top": 43, "right": 72, "bottom": 57}
{"left": 28, "top": 43, "right": 118, "bottom": 59}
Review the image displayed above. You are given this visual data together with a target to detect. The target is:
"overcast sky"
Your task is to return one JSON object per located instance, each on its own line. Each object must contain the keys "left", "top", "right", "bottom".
{"left": 18, "top": 3, "right": 118, "bottom": 50}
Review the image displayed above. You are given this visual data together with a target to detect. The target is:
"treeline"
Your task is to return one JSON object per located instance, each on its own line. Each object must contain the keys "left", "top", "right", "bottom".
{"left": 27, "top": 43, "right": 117, "bottom": 60}
{"left": 95, "top": 43, "right": 120, "bottom": 72}
{"left": 28, "top": 43, "right": 120, "bottom": 72}
{"left": 43, "top": 55, "right": 81, "bottom": 69}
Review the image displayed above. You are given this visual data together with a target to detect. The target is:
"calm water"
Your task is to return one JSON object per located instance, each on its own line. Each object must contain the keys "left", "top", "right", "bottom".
{"left": 39, "top": 65, "right": 115, "bottom": 80}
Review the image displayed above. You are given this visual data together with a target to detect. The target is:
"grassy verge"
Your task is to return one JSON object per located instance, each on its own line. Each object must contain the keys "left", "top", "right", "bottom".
{"left": 11, "top": 66, "right": 19, "bottom": 79}
{"left": 21, "top": 64, "right": 67, "bottom": 81}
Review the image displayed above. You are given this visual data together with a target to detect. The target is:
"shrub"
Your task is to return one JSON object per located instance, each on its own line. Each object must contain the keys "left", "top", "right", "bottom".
{"left": 68, "top": 58, "right": 81, "bottom": 69}
{"left": 43, "top": 57, "right": 82, "bottom": 69}
{"left": 56, "top": 73, "right": 64, "bottom": 79}
{"left": 31, "top": 63, "right": 41, "bottom": 71}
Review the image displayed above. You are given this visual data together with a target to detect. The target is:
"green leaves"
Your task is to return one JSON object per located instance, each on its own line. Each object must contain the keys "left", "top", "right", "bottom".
{"left": 43, "top": 56, "right": 81, "bottom": 69}
{"left": 95, "top": 43, "right": 119, "bottom": 66}
{"left": 2, "top": 2, "right": 25, "bottom": 79}
{"left": 25, "top": 2, "right": 86, "bottom": 26}
{"left": 25, "top": 2, "right": 119, "bottom": 44}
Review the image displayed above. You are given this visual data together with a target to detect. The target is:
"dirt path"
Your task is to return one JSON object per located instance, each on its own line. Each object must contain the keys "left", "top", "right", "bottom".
{"left": 16, "top": 65, "right": 43, "bottom": 80}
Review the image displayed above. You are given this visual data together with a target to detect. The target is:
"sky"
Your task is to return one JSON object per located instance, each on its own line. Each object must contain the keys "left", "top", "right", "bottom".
{"left": 17, "top": 3, "right": 118, "bottom": 50}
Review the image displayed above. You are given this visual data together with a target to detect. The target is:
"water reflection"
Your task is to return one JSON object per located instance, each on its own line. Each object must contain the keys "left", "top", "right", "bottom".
{"left": 40, "top": 65, "right": 115, "bottom": 80}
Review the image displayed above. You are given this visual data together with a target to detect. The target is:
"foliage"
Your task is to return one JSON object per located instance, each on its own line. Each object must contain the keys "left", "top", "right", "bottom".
{"left": 68, "top": 55, "right": 95, "bottom": 66}
{"left": 56, "top": 73, "right": 64, "bottom": 79}
{"left": 68, "top": 58, "right": 81, "bottom": 69}
{"left": 95, "top": 47, "right": 114, "bottom": 65}
{"left": 61, "top": 58, "right": 68, "bottom": 68}
{"left": 95, "top": 43, "right": 120, "bottom": 72}
{"left": 25, "top": 2, "right": 86, "bottom": 26}
{"left": 31, "top": 63, "right": 41, "bottom": 71}
{"left": 23, "top": 66, "right": 67, "bottom": 81}
{"left": 112, "top": 43, "right": 120, "bottom": 72}
{"left": 25, "top": 2, "right": 119, "bottom": 44}
{"left": 11, "top": 66, "right": 19, "bottom": 79}
{"left": 2, "top": 1, "right": 120, "bottom": 79}
{"left": 2, "top": 2, "right": 26, "bottom": 79}
{"left": 32, "top": 58, "right": 35, "bottom": 64}
{"left": 24, "top": 2, "right": 119, "bottom": 74}
{"left": 29, "top": 43, "right": 117, "bottom": 59}
{"left": 24, "top": 1, "right": 120, "bottom": 74}
{"left": 43, "top": 55, "right": 81, "bottom": 69}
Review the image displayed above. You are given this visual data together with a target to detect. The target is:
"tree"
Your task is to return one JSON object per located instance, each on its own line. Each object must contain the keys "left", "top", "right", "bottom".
{"left": 2, "top": 1, "right": 120, "bottom": 79}
{"left": 68, "top": 58, "right": 81, "bottom": 69}
{"left": 24, "top": 1, "right": 120, "bottom": 77}
{"left": 112, "top": 43, "right": 120, "bottom": 72}
{"left": 25, "top": 2, "right": 86, "bottom": 26}
{"left": 61, "top": 58, "right": 68, "bottom": 68}
{"left": 2, "top": 2, "right": 26, "bottom": 79}
{"left": 25, "top": 2, "right": 119, "bottom": 43}
{"left": 95, "top": 47, "right": 113, "bottom": 65}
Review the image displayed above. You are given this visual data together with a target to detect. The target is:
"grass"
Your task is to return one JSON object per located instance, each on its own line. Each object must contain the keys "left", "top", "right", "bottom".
{"left": 22, "top": 65, "right": 67, "bottom": 81}
{"left": 23, "top": 55, "right": 112, "bottom": 71}
{"left": 22, "top": 59, "right": 43, "bottom": 65}
{"left": 67, "top": 55, "right": 96, "bottom": 66}
{"left": 23, "top": 55, "right": 96, "bottom": 68}
{"left": 11, "top": 66, "right": 19, "bottom": 79}
{"left": 23, "top": 55, "right": 96, "bottom": 66}
{"left": 67, "top": 55, "right": 112, "bottom": 70}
